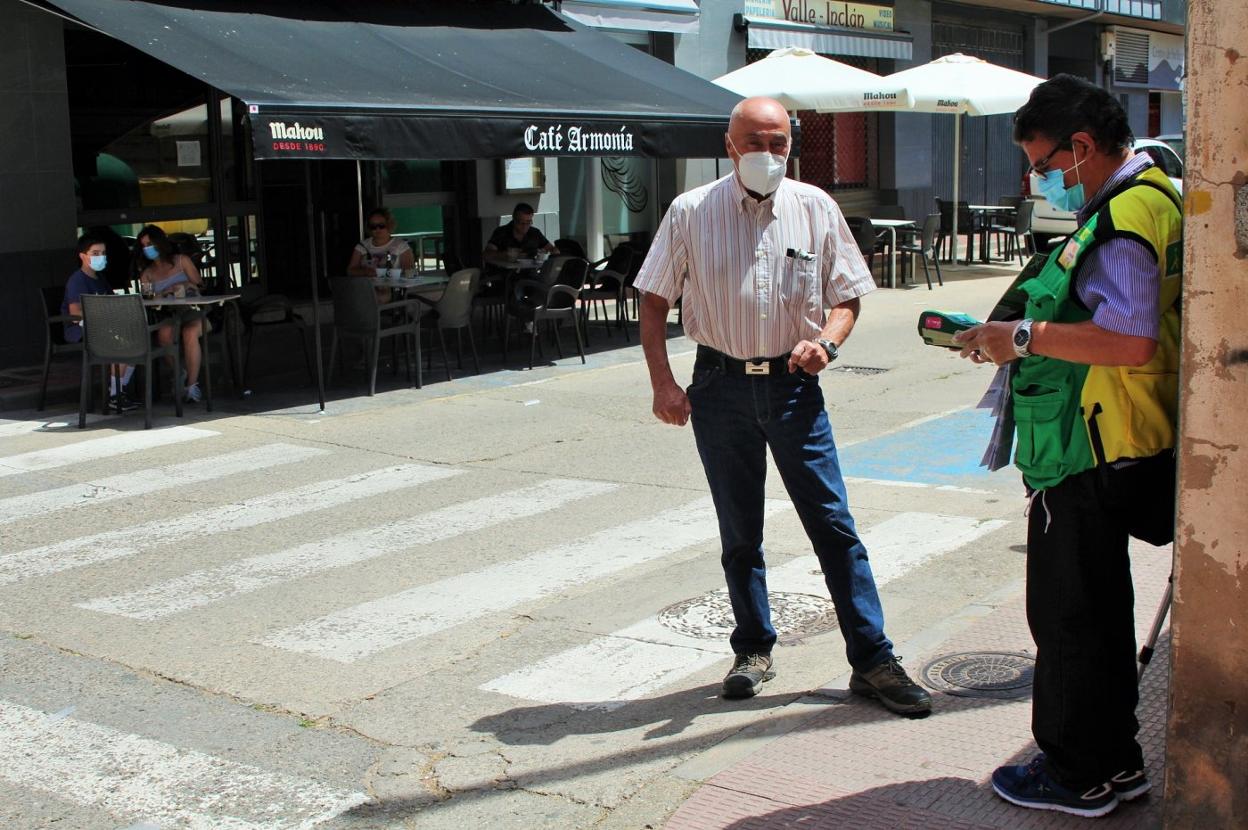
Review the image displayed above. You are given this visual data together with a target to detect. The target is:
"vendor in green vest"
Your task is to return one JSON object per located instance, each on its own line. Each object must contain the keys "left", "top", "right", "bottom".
{"left": 953, "top": 75, "right": 1182, "bottom": 819}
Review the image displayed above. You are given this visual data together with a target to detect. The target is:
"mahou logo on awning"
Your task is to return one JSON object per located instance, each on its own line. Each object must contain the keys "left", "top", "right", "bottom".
{"left": 268, "top": 121, "right": 327, "bottom": 152}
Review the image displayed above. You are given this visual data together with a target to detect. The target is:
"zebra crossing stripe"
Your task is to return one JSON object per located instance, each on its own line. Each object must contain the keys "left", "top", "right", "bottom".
{"left": 0, "top": 414, "right": 116, "bottom": 438}
{"left": 78, "top": 478, "right": 619, "bottom": 620}
{"left": 0, "top": 425, "right": 216, "bottom": 478}
{"left": 0, "top": 443, "right": 327, "bottom": 526}
{"left": 0, "top": 464, "right": 459, "bottom": 587}
{"left": 0, "top": 699, "right": 368, "bottom": 829}
{"left": 260, "top": 496, "right": 788, "bottom": 664}
{"left": 480, "top": 513, "right": 1010, "bottom": 706}
{"left": 0, "top": 424, "right": 215, "bottom": 476}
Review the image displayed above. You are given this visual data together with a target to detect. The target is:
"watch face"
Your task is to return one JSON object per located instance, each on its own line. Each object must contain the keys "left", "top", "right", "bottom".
{"left": 1013, "top": 328, "right": 1029, "bottom": 347}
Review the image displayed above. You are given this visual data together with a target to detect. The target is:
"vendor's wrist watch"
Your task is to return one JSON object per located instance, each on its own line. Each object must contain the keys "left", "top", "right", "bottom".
{"left": 817, "top": 338, "right": 839, "bottom": 363}
{"left": 1013, "top": 318, "right": 1034, "bottom": 358}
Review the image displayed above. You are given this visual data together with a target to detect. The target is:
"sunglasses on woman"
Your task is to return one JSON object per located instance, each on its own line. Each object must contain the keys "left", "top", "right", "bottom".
{"left": 368, "top": 223, "right": 387, "bottom": 230}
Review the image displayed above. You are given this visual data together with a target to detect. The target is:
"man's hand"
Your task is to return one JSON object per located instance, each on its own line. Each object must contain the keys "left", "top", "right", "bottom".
{"left": 787, "top": 340, "right": 830, "bottom": 374}
{"left": 652, "top": 379, "right": 692, "bottom": 426}
{"left": 953, "top": 322, "right": 1020, "bottom": 365}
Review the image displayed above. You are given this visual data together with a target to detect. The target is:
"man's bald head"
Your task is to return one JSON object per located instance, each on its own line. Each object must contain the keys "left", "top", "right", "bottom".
{"left": 725, "top": 96, "right": 791, "bottom": 164}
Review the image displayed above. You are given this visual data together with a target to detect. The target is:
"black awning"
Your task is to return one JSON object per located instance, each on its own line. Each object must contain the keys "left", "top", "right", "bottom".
{"left": 44, "top": 0, "right": 742, "bottom": 160}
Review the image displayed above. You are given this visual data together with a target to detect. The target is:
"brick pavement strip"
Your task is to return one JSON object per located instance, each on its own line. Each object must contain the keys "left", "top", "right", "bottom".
{"left": 665, "top": 543, "right": 1171, "bottom": 830}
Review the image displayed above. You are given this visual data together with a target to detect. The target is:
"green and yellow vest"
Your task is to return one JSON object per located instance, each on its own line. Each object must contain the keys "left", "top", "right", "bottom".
{"left": 1011, "top": 165, "right": 1183, "bottom": 490}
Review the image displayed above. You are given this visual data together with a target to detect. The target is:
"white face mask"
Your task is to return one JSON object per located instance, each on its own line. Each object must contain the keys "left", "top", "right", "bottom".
{"left": 728, "top": 136, "right": 788, "bottom": 196}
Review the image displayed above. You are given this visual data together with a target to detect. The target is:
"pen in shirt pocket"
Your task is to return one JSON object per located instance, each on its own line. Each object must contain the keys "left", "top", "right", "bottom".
{"left": 786, "top": 247, "right": 816, "bottom": 261}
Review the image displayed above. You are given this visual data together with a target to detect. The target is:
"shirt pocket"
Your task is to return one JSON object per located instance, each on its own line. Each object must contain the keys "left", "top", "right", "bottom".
{"left": 779, "top": 256, "right": 818, "bottom": 329}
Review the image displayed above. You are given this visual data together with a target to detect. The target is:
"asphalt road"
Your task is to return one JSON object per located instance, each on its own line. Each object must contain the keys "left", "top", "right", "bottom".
{"left": 0, "top": 267, "right": 1031, "bottom": 829}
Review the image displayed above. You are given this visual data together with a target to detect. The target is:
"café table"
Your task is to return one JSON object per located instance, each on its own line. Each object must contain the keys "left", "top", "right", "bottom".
{"left": 143, "top": 293, "right": 240, "bottom": 411}
{"left": 871, "top": 218, "right": 917, "bottom": 288}
{"left": 967, "top": 205, "right": 1015, "bottom": 263}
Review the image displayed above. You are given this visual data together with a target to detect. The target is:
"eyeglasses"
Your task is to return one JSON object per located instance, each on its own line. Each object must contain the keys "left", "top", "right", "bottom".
{"left": 368, "top": 223, "right": 388, "bottom": 230}
{"left": 1027, "top": 138, "right": 1071, "bottom": 176}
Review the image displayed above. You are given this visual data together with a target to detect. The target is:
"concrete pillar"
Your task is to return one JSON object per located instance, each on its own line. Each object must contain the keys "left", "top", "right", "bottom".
{"left": 1165, "top": 1, "right": 1248, "bottom": 825}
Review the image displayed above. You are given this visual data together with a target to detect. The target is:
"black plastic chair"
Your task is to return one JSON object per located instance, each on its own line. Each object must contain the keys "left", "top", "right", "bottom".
{"left": 328, "top": 277, "right": 421, "bottom": 395}
{"left": 79, "top": 294, "right": 183, "bottom": 429}
{"left": 580, "top": 244, "right": 633, "bottom": 342}
{"left": 991, "top": 200, "right": 1035, "bottom": 264}
{"left": 871, "top": 205, "right": 907, "bottom": 221}
{"left": 237, "top": 283, "right": 313, "bottom": 390}
{"left": 37, "top": 286, "right": 85, "bottom": 411}
{"left": 935, "top": 199, "right": 984, "bottom": 264}
{"left": 503, "top": 277, "right": 586, "bottom": 369}
{"left": 554, "top": 238, "right": 587, "bottom": 259}
{"left": 845, "top": 216, "right": 885, "bottom": 278}
{"left": 897, "top": 213, "right": 944, "bottom": 290}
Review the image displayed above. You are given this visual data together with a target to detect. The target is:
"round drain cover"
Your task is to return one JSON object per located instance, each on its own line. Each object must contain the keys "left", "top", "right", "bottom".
{"left": 921, "top": 651, "right": 1035, "bottom": 699}
{"left": 657, "top": 591, "right": 838, "bottom": 642}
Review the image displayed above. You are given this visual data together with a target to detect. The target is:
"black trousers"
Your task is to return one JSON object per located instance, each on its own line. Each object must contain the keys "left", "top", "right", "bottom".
{"left": 1026, "top": 452, "right": 1174, "bottom": 789}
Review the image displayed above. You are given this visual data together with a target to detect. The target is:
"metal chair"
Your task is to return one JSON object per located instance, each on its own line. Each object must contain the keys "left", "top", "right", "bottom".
{"left": 328, "top": 277, "right": 421, "bottom": 395}
{"left": 37, "top": 286, "right": 85, "bottom": 411}
{"left": 424, "top": 267, "right": 480, "bottom": 379}
{"left": 896, "top": 213, "right": 944, "bottom": 290}
{"left": 79, "top": 294, "right": 183, "bottom": 429}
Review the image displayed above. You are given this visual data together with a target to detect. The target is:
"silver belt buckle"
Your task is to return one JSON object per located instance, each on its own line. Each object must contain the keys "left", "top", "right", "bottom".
{"left": 745, "top": 360, "right": 770, "bottom": 375}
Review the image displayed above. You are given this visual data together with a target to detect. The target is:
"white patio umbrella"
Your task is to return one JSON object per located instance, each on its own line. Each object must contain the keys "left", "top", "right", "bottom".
{"left": 714, "top": 48, "right": 911, "bottom": 182}
{"left": 713, "top": 47, "right": 912, "bottom": 112}
{"left": 881, "top": 53, "right": 1044, "bottom": 262}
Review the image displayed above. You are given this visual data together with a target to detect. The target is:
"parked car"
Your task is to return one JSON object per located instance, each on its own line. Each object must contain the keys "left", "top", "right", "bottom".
{"left": 1155, "top": 133, "right": 1184, "bottom": 160}
{"left": 1023, "top": 137, "right": 1184, "bottom": 248}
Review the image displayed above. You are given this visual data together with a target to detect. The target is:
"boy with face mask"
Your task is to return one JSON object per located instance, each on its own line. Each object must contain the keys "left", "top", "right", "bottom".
{"left": 62, "top": 234, "right": 136, "bottom": 411}
{"left": 633, "top": 96, "right": 931, "bottom": 716}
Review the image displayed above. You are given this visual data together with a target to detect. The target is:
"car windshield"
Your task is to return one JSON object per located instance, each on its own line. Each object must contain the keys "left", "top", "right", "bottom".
{"left": 1138, "top": 144, "right": 1184, "bottom": 180}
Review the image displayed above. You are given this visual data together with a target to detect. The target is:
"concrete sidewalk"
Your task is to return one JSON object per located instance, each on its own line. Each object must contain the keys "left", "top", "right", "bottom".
{"left": 665, "top": 541, "right": 1171, "bottom": 829}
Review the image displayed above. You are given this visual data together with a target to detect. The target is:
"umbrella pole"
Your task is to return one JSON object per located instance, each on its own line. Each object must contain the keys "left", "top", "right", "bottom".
{"left": 305, "top": 161, "right": 326, "bottom": 412}
{"left": 951, "top": 112, "right": 961, "bottom": 265}
{"left": 792, "top": 112, "right": 801, "bottom": 182}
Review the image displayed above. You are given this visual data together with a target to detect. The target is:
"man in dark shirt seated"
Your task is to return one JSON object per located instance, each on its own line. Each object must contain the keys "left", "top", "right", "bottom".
{"left": 482, "top": 202, "right": 557, "bottom": 267}
{"left": 482, "top": 204, "right": 558, "bottom": 334}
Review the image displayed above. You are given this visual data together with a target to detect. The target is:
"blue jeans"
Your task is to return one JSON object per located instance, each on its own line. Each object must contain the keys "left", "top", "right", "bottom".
{"left": 687, "top": 350, "right": 893, "bottom": 670}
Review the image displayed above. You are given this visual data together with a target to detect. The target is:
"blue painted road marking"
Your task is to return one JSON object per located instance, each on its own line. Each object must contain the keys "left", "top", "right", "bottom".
{"left": 838, "top": 408, "right": 1015, "bottom": 488}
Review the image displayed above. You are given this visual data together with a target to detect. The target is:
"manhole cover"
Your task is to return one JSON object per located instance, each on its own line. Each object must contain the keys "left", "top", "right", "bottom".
{"left": 657, "top": 591, "right": 838, "bottom": 642}
{"left": 921, "top": 651, "right": 1035, "bottom": 699}
{"left": 828, "top": 365, "right": 888, "bottom": 376}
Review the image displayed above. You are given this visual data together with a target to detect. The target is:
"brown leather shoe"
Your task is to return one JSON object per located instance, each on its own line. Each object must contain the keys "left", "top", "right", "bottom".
{"left": 849, "top": 655, "right": 932, "bottom": 714}
{"left": 722, "top": 653, "right": 775, "bottom": 698}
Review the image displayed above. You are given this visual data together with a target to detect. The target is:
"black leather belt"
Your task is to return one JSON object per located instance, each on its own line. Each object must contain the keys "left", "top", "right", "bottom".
{"left": 696, "top": 344, "right": 790, "bottom": 375}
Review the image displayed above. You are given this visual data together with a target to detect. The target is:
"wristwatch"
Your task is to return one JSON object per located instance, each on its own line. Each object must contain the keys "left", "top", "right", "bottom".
{"left": 816, "top": 338, "right": 839, "bottom": 363}
{"left": 1013, "top": 319, "right": 1034, "bottom": 358}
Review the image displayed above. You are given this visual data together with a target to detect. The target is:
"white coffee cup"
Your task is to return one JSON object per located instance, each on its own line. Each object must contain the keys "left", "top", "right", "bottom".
{"left": 387, "top": 268, "right": 403, "bottom": 279}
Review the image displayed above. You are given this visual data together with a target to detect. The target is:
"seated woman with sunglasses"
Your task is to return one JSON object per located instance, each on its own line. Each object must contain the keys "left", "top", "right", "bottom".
{"left": 347, "top": 207, "right": 415, "bottom": 303}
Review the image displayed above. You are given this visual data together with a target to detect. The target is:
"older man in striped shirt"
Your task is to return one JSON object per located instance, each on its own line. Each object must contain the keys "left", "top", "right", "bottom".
{"left": 634, "top": 96, "right": 931, "bottom": 715}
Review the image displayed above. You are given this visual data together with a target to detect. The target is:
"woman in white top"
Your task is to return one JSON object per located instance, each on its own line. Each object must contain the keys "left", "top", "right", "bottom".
{"left": 134, "top": 224, "right": 207, "bottom": 403}
{"left": 347, "top": 208, "right": 414, "bottom": 303}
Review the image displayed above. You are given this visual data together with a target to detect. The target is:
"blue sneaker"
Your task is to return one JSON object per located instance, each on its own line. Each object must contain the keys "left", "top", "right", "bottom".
{"left": 1109, "top": 767, "right": 1151, "bottom": 801}
{"left": 992, "top": 756, "right": 1118, "bottom": 818}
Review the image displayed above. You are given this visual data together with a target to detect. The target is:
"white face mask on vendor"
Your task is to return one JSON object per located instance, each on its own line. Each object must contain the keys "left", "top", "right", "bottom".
{"left": 728, "top": 136, "right": 788, "bottom": 196}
